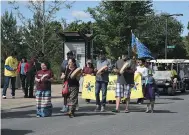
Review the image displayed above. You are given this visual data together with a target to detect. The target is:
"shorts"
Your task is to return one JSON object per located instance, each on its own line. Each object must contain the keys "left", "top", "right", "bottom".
{"left": 115, "top": 83, "right": 131, "bottom": 98}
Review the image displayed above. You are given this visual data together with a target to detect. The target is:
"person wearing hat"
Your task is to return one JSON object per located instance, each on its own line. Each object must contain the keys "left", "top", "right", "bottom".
{"left": 82, "top": 59, "right": 95, "bottom": 103}
{"left": 112, "top": 54, "right": 135, "bottom": 113}
{"left": 94, "top": 50, "right": 111, "bottom": 112}
{"left": 60, "top": 51, "right": 80, "bottom": 112}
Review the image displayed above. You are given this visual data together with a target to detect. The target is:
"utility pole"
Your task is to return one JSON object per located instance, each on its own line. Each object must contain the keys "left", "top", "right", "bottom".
{"left": 42, "top": 0, "right": 45, "bottom": 54}
{"left": 165, "top": 18, "right": 168, "bottom": 59}
{"left": 91, "top": 23, "right": 94, "bottom": 61}
{"left": 164, "top": 13, "right": 183, "bottom": 59}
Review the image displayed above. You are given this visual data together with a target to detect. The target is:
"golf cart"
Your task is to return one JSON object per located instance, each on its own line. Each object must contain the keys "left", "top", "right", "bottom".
{"left": 180, "top": 60, "right": 189, "bottom": 90}
{"left": 150, "top": 59, "right": 186, "bottom": 96}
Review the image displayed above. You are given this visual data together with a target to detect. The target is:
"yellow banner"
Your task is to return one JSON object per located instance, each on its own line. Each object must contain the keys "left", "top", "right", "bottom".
{"left": 82, "top": 73, "right": 143, "bottom": 100}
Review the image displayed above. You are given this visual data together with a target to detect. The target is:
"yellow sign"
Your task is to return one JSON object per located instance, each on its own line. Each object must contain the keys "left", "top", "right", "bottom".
{"left": 106, "top": 75, "right": 117, "bottom": 100}
{"left": 130, "top": 73, "right": 143, "bottom": 99}
{"left": 82, "top": 73, "right": 143, "bottom": 100}
{"left": 82, "top": 75, "right": 96, "bottom": 100}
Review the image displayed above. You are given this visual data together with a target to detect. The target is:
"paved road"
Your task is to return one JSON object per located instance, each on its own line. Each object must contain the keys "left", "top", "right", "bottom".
{"left": 2, "top": 91, "right": 189, "bottom": 135}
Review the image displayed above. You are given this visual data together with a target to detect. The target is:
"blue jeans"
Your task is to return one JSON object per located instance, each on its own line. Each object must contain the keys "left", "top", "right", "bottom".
{"left": 2, "top": 76, "right": 16, "bottom": 96}
{"left": 95, "top": 81, "right": 108, "bottom": 106}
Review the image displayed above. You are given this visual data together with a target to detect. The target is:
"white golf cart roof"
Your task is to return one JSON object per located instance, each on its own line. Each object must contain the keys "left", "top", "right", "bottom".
{"left": 150, "top": 59, "right": 189, "bottom": 64}
{"left": 184, "top": 60, "right": 189, "bottom": 63}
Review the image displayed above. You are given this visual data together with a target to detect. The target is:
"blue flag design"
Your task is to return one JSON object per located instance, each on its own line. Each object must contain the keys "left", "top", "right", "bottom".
{"left": 131, "top": 33, "right": 154, "bottom": 59}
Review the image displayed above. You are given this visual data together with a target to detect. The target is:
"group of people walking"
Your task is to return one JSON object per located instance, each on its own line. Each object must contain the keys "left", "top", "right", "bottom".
{"left": 59, "top": 50, "right": 157, "bottom": 117}
{"left": 2, "top": 50, "right": 157, "bottom": 118}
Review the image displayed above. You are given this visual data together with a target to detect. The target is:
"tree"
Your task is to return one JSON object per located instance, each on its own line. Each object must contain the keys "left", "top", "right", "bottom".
{"left": 1, "top": 11, "right": 28, "bottom": 77}
{"left": 8, "top": 1, "right": 73, "bottom": 77}
{"left": 136, "top": 13, "right": 185, "bottom": 58}
{"left": 8, "top": 0, "right": 72, "bottom": 55}
{"left": 1, "top": 11, "right": 26, "bottom": 60}
{"left": 183, "top": 22, "right": 189, "bottom": 57}
{"left": 87, "top": 1, "right": 187, "bottom": 59}
{"left": 87, "top": 1, "right": 153, "bottom": 60}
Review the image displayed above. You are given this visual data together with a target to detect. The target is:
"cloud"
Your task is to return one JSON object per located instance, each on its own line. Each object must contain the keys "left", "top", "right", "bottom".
{"left": 71, "top": 10, "right": 90, "bottom": 19}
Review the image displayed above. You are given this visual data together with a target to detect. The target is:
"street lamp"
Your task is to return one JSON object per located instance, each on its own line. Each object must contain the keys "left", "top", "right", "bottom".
{"left": 164, "top": 13, "right": 183, "bottom": 59}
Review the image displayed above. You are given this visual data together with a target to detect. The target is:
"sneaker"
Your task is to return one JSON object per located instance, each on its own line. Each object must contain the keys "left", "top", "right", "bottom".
{"left": 60, "top": 106, "right": 69, "bottom": 113}
{"left": 2, "top": 95, "right": 6, "bottom": 99}
{"left": 94, "top": 105, "right": 101, "bottom": 112}
{"left": 76, "top": 104, "right": 79, "bottom": 111}
{"left": 36, "top": 115, "right": 41, "bottom": 118}
{"left": 101, "top": 106, "right": 106, "bottom": 112}
{"left": 145, "top": 108, "right": 150, "bottom": 113}
{"left": 12, "top": 96, "right": 15, "bottom": 99}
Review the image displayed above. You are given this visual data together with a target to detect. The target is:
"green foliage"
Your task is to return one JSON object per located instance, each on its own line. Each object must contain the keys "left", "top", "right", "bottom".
{"left": 183, "top": 22, "right": 189, "bottom": 57}
{"left": 135, "top": 13, "right": 185, "bottom": 58}
{"left": 87, "top": 1, "right": 153, "bottom": 59}
{"left": 87, "top": 1, "right": 186, "bottom": 59}
{"left": 1, "top": 1, "right": 188, "bottom": 82}
{"left": 1, "top": 11, "right": 27, "bottom": 61}
{"left": 6, "top": 1, "right": 73, "bottom": 77}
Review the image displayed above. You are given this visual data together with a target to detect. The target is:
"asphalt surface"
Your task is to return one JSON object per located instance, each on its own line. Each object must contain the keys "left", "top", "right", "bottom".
{"left": 1, "top": 91, "right": 189, "bottom": 135}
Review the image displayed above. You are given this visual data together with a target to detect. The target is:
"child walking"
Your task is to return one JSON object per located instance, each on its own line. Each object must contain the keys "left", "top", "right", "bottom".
{"left": 144, "top": 72, "right": 157, "bottom": 113}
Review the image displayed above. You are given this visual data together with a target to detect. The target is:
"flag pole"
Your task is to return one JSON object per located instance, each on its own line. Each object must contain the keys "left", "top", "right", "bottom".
{"left": 128, "top": 29, "right": 132, "bottom": 59}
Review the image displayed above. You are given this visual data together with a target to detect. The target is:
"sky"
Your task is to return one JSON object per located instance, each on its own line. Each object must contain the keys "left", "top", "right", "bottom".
{"left": 1, "top": 0, "right": 189, "bottom": 36}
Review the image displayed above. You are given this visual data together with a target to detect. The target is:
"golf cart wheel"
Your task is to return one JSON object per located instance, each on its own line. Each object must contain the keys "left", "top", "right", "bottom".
{"left": 167, "top": 87, "right": 175, "bottom": 96}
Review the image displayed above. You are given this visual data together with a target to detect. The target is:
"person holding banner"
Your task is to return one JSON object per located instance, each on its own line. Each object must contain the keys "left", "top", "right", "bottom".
{"left": 112, "top": 54, "right": 135, "bottom": 113}
{"left": 136, "top": 59, "right": 148, "bottom": 104}
{"left": 95, "top": 50, "right": 111, "bottom": 112}
{"left": 82, "top": 59, "right": 95, "bottom": 103}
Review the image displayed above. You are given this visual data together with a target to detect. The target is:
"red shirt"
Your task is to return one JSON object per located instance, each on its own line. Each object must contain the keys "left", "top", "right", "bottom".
{"left": 36, "top": 70, "right": 53, "bottom": 90}
{"left": 17, "top": 62, "right": 29, "bottom": 73}
{"left": 83, "top": 67, "right": 94, "bottom": 75}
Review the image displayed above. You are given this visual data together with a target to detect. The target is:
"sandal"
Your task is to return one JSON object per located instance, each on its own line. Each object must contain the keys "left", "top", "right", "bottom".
{"left": 112, "top": 109, "right": 120, "bottom": 113}
{"left": 68, "top": 111, "right": 75, "bottom": 118}
{"left": 124, "top": 110, "right": 130, "bottom": 113}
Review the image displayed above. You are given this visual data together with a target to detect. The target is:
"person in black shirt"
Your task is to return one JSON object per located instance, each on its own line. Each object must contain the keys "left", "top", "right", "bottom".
{"left": 60, "top": 51, "right": 80, "bottom": 112}
{"left": 112, "top": 54, "right": 135, "bottom": 113}
{"left": 61, "top": 58, "right": 79, "bottom": 117}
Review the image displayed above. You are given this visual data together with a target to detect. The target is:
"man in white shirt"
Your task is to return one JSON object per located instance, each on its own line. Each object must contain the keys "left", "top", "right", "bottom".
{"left": 135, "top": 59, "right": 148, "bottom": 104}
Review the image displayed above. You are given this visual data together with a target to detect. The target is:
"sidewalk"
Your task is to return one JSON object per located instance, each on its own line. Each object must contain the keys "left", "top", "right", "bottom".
{"left": 1, "top": 85, "right": 79, "bottom": 110}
